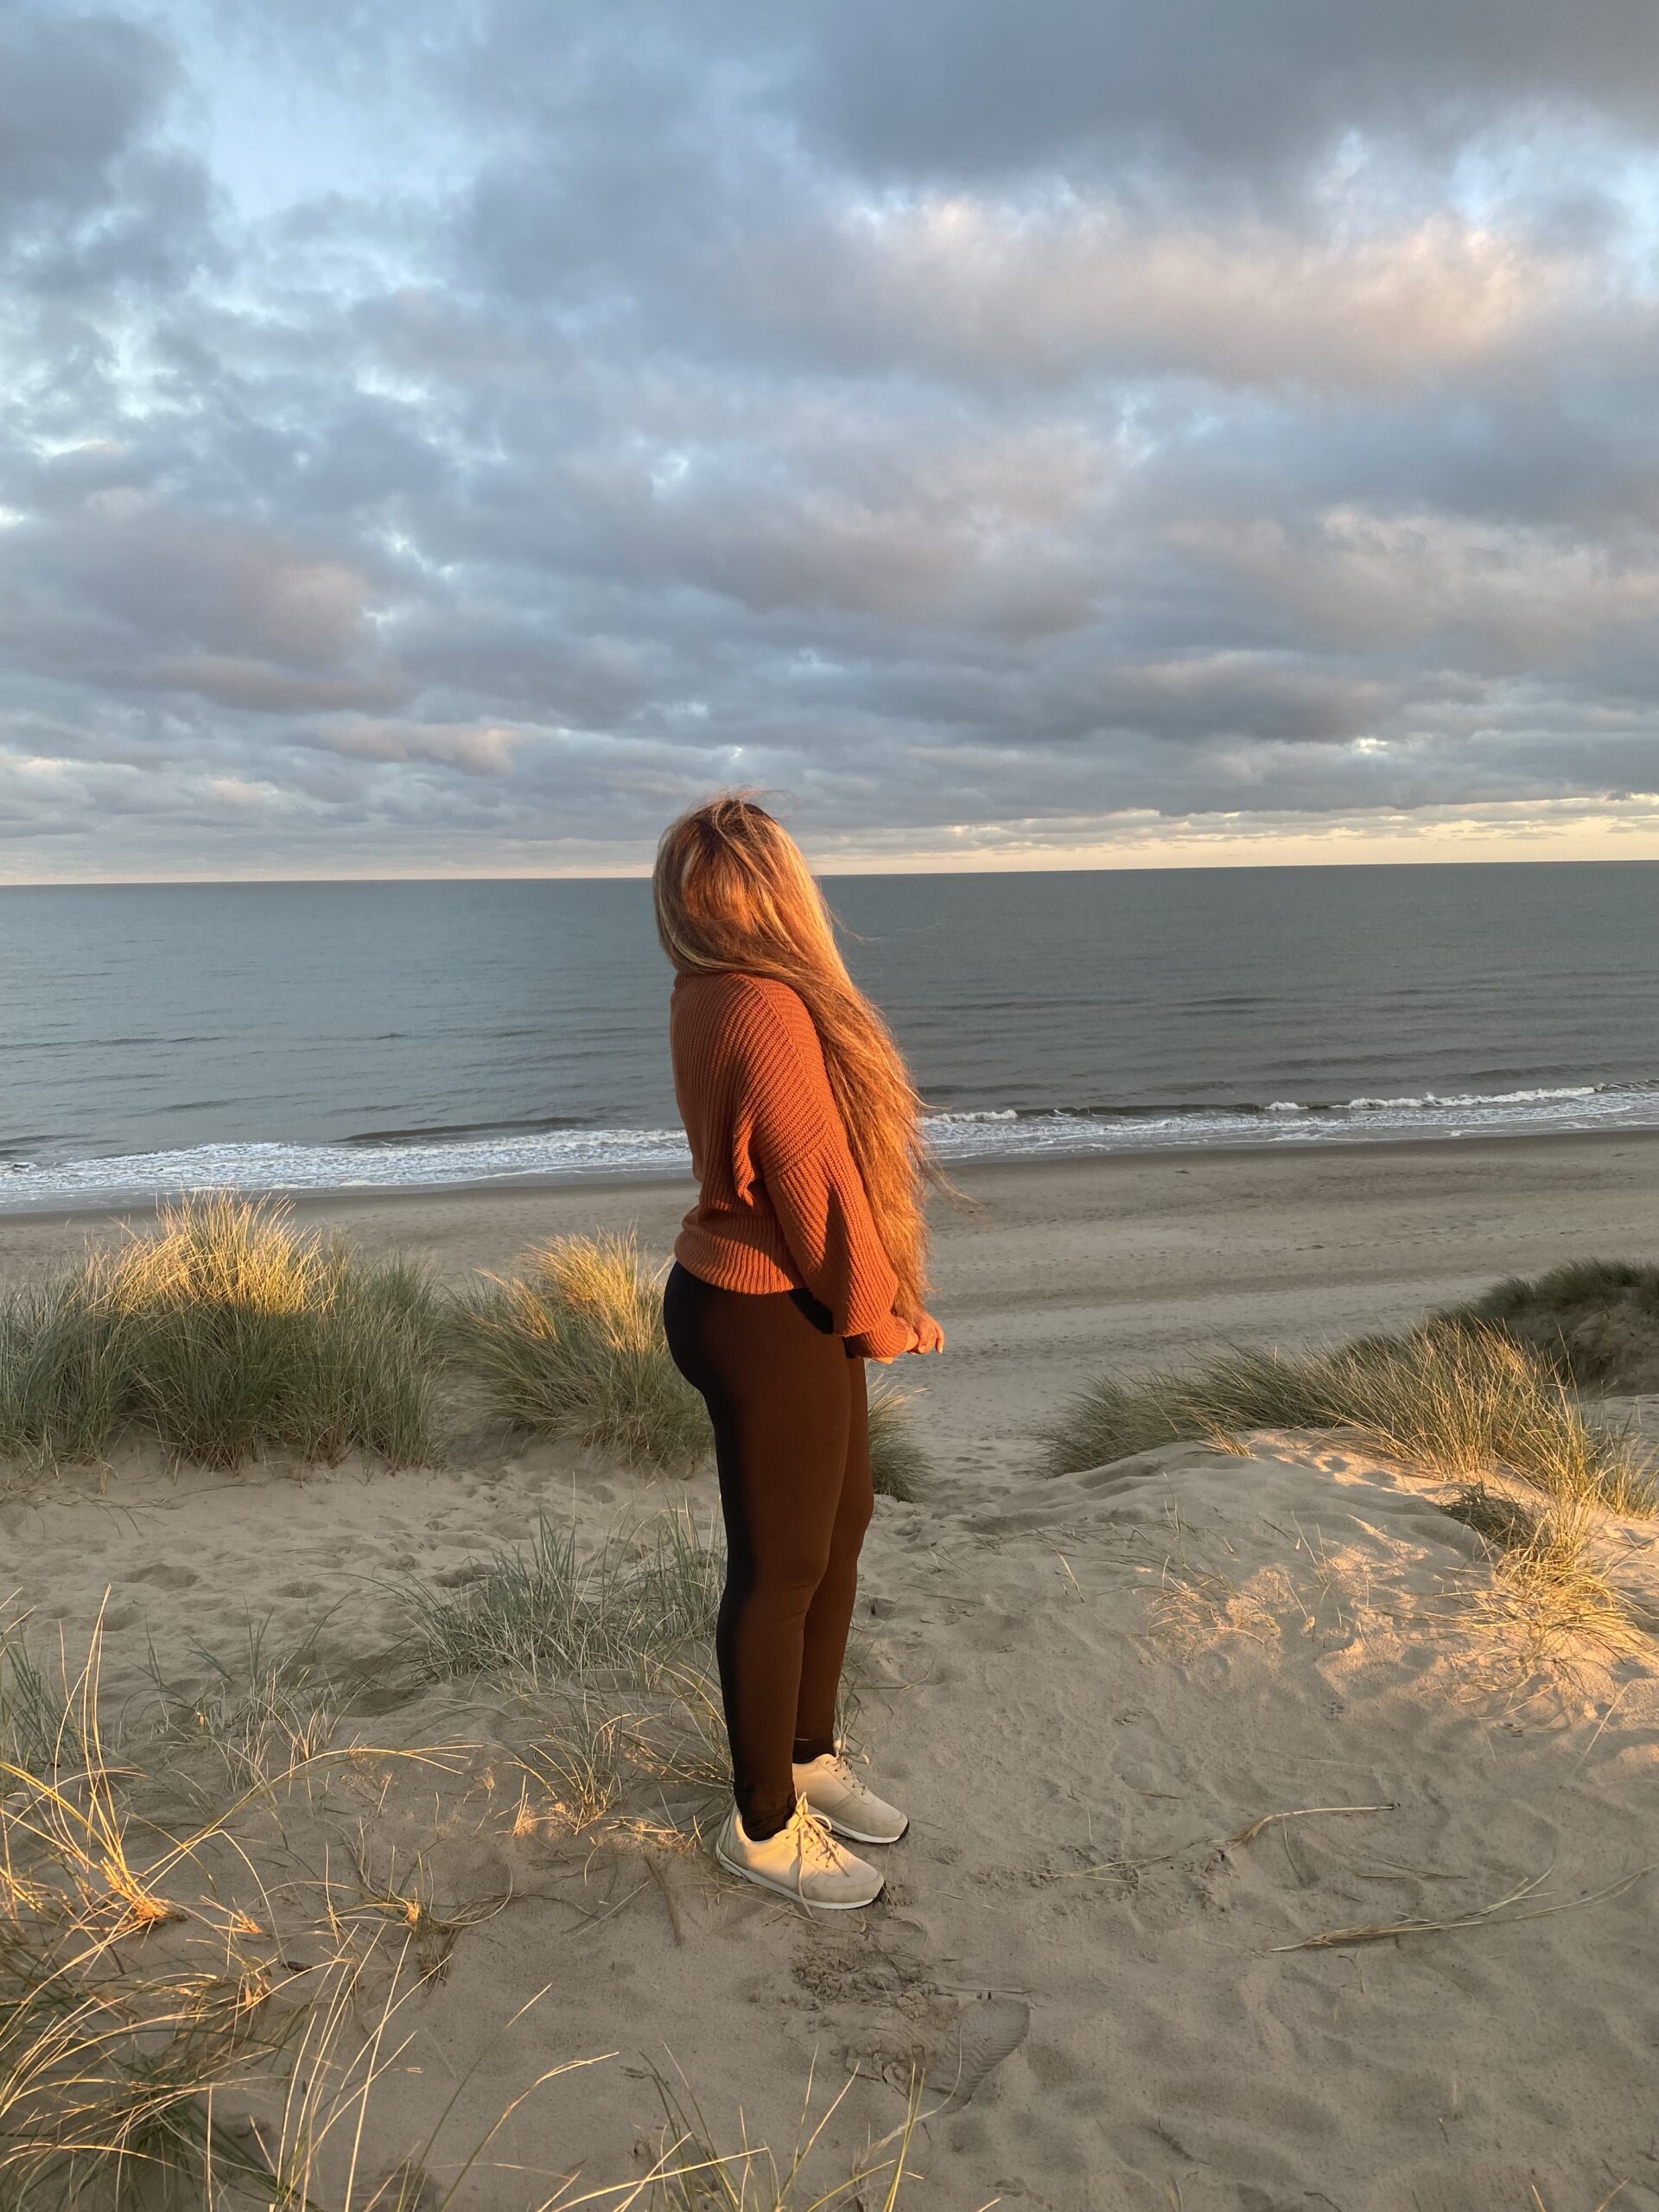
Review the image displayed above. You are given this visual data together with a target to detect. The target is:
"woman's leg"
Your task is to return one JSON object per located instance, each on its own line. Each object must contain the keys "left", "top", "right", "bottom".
{"left": 793, "top": 1357, "right": 873, "bottom": 1765}
{"left": 662, "top": 1266, "right": 853, "bottom": 1840}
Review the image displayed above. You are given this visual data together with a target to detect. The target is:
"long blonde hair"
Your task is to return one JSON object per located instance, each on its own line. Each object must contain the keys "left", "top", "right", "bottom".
{"left": 653, "top": 795, "right": 938, "bottom": 1319}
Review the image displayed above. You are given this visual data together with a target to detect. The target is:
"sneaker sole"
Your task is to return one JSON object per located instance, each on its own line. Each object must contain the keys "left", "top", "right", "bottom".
{"left": 715, "top": 1838, "right": 884, "bottom": 1910}
{"left": 817, "top": 1809, "right": 909, "bottom": 1847}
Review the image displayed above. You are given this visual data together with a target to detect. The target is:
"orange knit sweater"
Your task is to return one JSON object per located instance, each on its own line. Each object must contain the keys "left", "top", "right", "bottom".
{"left": 669, "top": 970, "right": 915, "bottom": 1362}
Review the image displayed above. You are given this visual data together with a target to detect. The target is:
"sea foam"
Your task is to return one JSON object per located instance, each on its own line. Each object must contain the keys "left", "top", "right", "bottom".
{"left": 3, "top": 1077, "right": 1656, "bottom": 1211}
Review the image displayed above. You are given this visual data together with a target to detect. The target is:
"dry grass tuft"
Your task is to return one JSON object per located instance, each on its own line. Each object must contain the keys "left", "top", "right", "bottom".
{"left": 0, "top": 1617, "right": 780, "bottom": 2208}
{"left": 453, "top": 1230, "right": 930, "bottom": 1492}
{"left": 404, "top": 1509, "right": 724, "bottom": 1689}
{"left": 643, "top": 2063, "right": 935, "bottom": 2211}
{"left": 405, "top": 1510, "right": 734, "bottom": 1851}
{"left": 404, "top": 1504, "right": 871, "bottom": 1857}
{"left": 141, "top": 1614, "right": 343, "bottom": 1792}
{"left": 867, "top": 1379, "right": 928, "bottom": 1503}
{"left": 1046, "top": 1320, "right": 1656, "bottom": 1662}
{"left": 1, "top": 1620, "right": 284, "bottom": 2202}
{"left": 452, "top": 1233, "right": 710, "bottom": 1471}
{"left": 1045, "top": 1319, "right": 1655, "bottom": 1517}
{"left": 1457, "top": 1490, "right": 1649, "bottom": 1662}
{"left": 1445, "top": 1256, "right": 1659, "bottom": 1393}
{"left": 0, "top": 1193, "right": 439, "bottom": 1472}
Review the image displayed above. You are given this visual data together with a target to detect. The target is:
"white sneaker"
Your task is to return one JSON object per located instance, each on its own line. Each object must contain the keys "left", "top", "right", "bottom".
{"left": 791, "top": 1751, "right": 909, "bottom": 1845}
{"left": 715, "top": 1799, "right": 884, "bottom": 1909}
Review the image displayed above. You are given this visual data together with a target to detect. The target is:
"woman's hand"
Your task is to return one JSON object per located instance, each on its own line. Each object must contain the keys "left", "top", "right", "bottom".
{"left": 907, "top": 1311, "right": 945, "bottom": 1355}
{"left": 848, "top": 1310, "right": 945, "bottom": 1361}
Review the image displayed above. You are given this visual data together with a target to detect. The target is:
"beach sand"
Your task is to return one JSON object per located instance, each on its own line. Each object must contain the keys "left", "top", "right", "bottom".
{"left": 4, "top": 1133, "right": 1659, "bottom": 2208}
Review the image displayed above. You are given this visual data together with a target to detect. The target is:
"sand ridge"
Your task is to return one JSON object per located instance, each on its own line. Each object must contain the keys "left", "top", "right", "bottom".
{"left": 6, "top": 1417, "right": 1659, "bottom": 2209}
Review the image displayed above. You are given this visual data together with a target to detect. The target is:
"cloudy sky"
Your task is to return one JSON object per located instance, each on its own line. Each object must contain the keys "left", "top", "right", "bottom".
{"left": 4, "top": 1, "right": 1659, "bottom": 880}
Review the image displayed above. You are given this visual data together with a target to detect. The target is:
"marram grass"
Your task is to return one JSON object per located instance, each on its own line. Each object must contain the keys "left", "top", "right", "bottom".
{"left": 454, "top": 1230, "right": 930, "bottom": 1493}
{"left": 1044, "top": 1319, "right": 1655, "bottom": 1518}
{"left": 0, "top": 1617, "right": 285, "bottom": 2204}
{"left": 867, "top": 1378, "right": 928, "bottom": 1502}
{"left": 0, "top": 1193, "right": 440, "bottom": 1472}
{"left": 452, "top": 1232, "right": 711, "bottom": 1471}
{"left": 1444, "top": 1255, "right": 1659, "bottom": 1392}
{"left": 0, "top": 1205, "right": 931, "bottom": 1489}
{"left": 3, "top": 1613, "right": 916, "bottom": 2208}
{"left": 404, "top": 1509, "right": 726, "bottom": 1688}
{"left": 1046, "top": 1316, "right": 1656, "bottom": 1663}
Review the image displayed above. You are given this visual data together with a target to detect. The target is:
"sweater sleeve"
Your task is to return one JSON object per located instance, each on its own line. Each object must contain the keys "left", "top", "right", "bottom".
{"left": 738, "top": 985, "right": 914, "bottom": 1360}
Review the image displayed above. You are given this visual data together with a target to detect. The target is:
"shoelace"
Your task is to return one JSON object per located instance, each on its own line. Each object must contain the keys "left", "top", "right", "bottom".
{"left": 785, "top": 1799, "right": 842, "bottom": 1878}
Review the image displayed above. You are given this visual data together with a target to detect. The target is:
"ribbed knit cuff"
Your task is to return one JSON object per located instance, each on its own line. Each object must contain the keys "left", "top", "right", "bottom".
{"left": 848, "top": 1313, "right": 913, "bottom": 1363}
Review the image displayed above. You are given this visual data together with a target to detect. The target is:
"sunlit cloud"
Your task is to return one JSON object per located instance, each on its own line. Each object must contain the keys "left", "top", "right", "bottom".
{"left": 721, "top": 200, "right": 1587, "bottom": 390}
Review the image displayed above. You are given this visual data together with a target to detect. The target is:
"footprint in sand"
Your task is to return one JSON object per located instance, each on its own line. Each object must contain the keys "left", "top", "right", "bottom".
{"left": 129, "top": 1562, "right": 199, "bottom": 1589}
{"left": 935, "top": 1995, "right": 1031, "bottom": 2112}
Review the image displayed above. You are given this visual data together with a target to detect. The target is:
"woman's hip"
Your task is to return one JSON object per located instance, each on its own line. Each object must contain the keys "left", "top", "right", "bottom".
{"left": 663, "top": 1262, "right": 851, "bottom": 1408}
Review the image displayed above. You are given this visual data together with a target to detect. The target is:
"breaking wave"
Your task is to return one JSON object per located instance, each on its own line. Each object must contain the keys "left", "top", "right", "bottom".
{"left": 3, "top": 1078, "right": 1656, "bottom": 1212}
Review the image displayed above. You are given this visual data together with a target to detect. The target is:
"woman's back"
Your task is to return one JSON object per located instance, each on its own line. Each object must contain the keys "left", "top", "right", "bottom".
{"left": 670, "top": 967, "right": 912, "bottom": 1360}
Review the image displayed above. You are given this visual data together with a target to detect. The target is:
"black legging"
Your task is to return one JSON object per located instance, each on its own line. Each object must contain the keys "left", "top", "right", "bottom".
{"left": 662, "top": 1262, "right": 874, "bottom": 1841}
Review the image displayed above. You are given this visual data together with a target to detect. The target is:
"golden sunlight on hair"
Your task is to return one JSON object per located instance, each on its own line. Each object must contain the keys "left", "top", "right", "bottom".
{"left": 652, "top": 794, "right": 941, "bottom": 1319}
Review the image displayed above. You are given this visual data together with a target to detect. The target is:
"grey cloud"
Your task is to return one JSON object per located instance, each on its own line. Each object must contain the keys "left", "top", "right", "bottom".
{"left": 0, "top": 14, "right": 176, "bottom": 229}
{"left": 35, "top": 505, "right": 375, "bottom": 665}
{"left": 3, "top": 0, "right": 1659, "bottom": 880}
{"left": 0, "top": 496, "right": 405, "bottom": 719}
{"left": 133, "top": 658, "right": 410, "bottom": 715}
{"left": 0, "top": 11, "right": 215, "bottom": 295}
{"left": 453, "top": 0, "right": 1659, "bottom": 200}
{"left": 292, "top": 716, "right": 523, "bottom": 774}
{"left": 784, "top": 0, "right": 1659, "bottom": 188}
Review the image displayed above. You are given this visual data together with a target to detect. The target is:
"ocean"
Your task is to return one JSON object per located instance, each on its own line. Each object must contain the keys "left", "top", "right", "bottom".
{"left": 3, "top": 862, "right": 1657, "bottom": 1211}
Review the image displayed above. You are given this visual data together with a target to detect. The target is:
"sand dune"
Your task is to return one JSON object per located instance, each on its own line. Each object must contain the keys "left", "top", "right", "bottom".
{"left": 7, "top": 1410, "right": 1659, "bottom": 2209}
{"left": 6, "top": 1146, "right": 1659, "bottom": 2207}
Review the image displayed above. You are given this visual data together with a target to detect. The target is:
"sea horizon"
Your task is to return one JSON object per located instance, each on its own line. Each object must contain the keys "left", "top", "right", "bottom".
{"left": 6, "top": 859, "right": 1658, "bottom": 1214}
{"left": 8, "top": 851, "right": 1659, "bottom": 890}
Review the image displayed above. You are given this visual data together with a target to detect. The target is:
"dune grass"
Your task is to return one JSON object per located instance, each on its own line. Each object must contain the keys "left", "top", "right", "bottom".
{"left": 1, "top": 1617, "right": 82, "bottom": 1781}
{"left": 453, "top": 1230, "right": 929, "bottom": 1494}
{"left": 1044, "top": 1320, "right": 1655, "bottom": 1517}
{"left": 1046, "top": 1319, "right": 1656, "bottom": 1661}
{"left": 0, "top": 1620, "right": 286, "bottom": 2204}
{"left": 404, "top": 1508, "right": 732, "bottom": 1844}
{"left": 405, "top": 1509, "right": 726, "bottom": 1689}
{"left": 0, "top": 1194, "right": 440, "bottom": 1473}
{"left": 139, "top": 1614, "right": 343, "bottom": 1794}
{"left": 866, "top": 1380, "right": 928, "bottom": 1503}
{"left": 645, "top": 2067, "right": 931, "bottom": 2210}
{"left": 2, "top": 1614, "right": 915, "bottom": 2208}
{"left": 0, "top": 1203, "right": 931, "bottom": 1491}
{"left": 451, "top": 1233, "right": 711, "bottom": 1471}
{"left": 1436, "top": 1485, "right": 1642, "bottom": 1658}
{"left": 1445, "top": 1257, "right": 1659, "bottom": 1392}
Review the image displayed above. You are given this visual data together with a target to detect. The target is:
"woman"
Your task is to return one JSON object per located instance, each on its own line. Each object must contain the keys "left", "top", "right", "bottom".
{"left": 655, "top": 796, "right": 945, "bottom": 1910}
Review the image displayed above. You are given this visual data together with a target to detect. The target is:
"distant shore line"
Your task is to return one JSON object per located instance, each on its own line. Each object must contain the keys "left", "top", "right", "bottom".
{"left": 8, "top": 1121, "right": 1659, "bottom": 1229}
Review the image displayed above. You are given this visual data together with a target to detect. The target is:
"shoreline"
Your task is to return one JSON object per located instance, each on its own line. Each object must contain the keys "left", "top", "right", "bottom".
{"left": 5, "top": 1117, "right": 1659, "bottom": 1231}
